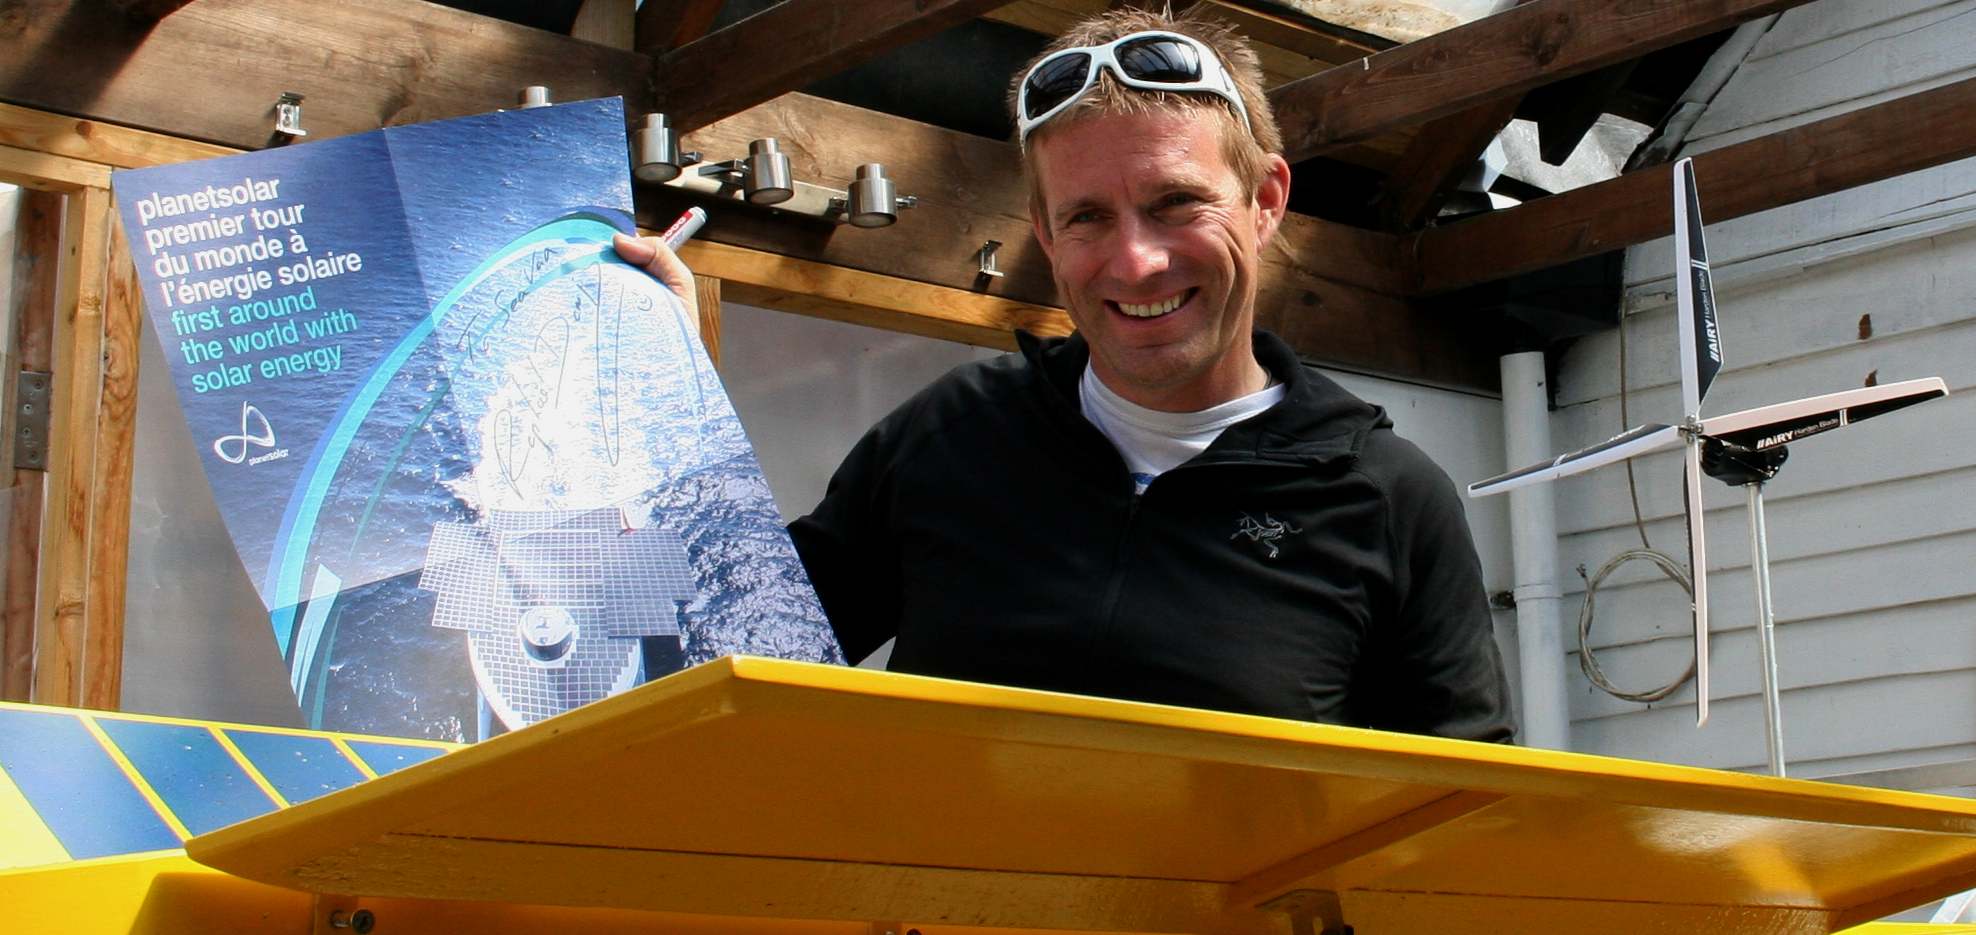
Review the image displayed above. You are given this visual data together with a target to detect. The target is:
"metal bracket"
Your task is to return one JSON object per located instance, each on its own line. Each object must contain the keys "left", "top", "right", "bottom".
{"left": 973, "top": 240, "right": 1005, "bottom": 290}
{"left": 14, "top": 371, "right": 50, "bottom": 472}
{"left": 673, "top": 163, "right": 843, "bottom": 220}
{"left": 1257, "top": 889, "right": 1352, "bottom": 935}
{"left": 274, "top": 91, "right": 308, "bottom": 138}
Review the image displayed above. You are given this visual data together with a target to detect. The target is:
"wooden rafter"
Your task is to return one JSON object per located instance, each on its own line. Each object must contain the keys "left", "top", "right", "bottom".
{"left": 0, "top": 0, "right": 656, "bottom": 151}
{"left": 571, "top": 0, "right": 638, "bottom": 50}
{"left": 1198, "top": 0, "right": 1392, "bottom": 64}
{"left": 652, "top": 0, "right": 1011, "bottom": 131}
{"left": 1411, "top": 75, "right": 1976, "bottom": 294}
{"left": 634, "top": 0, "right": 727, "bottom": 54}
{"left": 1267, "top": 0, "right": 1810, "bottom": 164}
{"left": 1377, "top": 96, "right": 1522, "bottom": 231}
{"left": 1373, "top": 0, "right": 1534, "bottom": 232}
{"left": 106, "top": 0, "right": 193, "bottom": 21}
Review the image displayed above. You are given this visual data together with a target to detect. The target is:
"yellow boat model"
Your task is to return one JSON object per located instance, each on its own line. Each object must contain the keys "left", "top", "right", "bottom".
{"left": 6, "top": 656, "right": 1976, "bottom": 934}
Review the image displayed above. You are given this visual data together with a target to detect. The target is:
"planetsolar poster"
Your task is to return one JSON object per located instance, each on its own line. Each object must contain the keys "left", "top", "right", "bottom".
{"left": 111, "top": 98, "right": 842, "bottom": 742}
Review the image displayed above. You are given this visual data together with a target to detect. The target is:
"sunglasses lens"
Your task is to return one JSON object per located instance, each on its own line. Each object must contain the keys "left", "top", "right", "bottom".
{"left": 1115, "top": 37, "right": 1203, "bottom": 83}
{"left": 1024, "top": 52, "right": 1093, "bottom": 119}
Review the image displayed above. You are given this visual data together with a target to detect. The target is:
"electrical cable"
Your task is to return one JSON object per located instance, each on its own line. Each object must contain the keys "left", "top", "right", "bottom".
{"left": 1577, "top": 548, "right": 1695, "bottom": 702}
{"left": 1575, "top": 308, "right": 1698, "bottom": 703}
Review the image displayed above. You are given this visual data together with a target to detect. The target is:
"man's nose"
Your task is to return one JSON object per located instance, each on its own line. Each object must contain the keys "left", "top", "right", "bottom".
{"left": 1108, "top": 218, "right": 1170, "bottom": 281}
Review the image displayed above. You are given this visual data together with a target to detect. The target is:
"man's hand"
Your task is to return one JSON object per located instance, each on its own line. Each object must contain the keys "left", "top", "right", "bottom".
{"left": 612, "top": 232, "right": 699, "bottom": 328}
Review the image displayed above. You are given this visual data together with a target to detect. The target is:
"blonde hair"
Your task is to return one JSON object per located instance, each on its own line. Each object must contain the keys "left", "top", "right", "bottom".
{"left": 1009, "top": 9, "right": 1282, "bottom": 216}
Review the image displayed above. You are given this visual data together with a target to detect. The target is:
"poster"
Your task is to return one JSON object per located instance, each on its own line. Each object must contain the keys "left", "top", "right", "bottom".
{"left": 112, "top": 98, "right": 842, "bottom": 742}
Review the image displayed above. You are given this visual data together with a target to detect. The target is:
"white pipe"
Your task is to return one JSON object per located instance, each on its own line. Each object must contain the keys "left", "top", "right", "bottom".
{"left": 1501, "top": 352, "right": 1570, "bottom": 749}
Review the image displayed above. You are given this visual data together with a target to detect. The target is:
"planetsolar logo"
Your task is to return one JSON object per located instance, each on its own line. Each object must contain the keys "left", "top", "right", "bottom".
{"left": 212, "top": 402, "right": 288, "bottom": 465}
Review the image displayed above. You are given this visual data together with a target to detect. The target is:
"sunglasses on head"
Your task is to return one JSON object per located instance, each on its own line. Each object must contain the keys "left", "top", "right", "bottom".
{"left": 1016, "top": 30, "right": 1251, "bottom": 144}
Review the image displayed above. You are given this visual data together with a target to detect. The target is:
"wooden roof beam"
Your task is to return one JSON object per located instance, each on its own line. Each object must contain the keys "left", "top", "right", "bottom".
{"left": 0, "top": 0, "right": 656, "bottom": 150}
{"left": 572, "top": 0, "right": 637, "bottom": 50}
{"left": 1267, "top": 0, "right": 1812, "bottom": 164}
{"left": 107, "top": 0, "right": 194, "bottom": 21}
{"left": 651, "top": 0, "right": 1012, "bottom": 131}
{"left": 1377, "top": 96, "right": 1522, "bottom": 231}
{"left": 1375, "top": 0, "right": 1541, "bottom": 232}
{"left": 634, "top": 0, "right": 726, "bottom": 54}
{"left": 1411, "top": 75, "right": 1976, "bottom": 294}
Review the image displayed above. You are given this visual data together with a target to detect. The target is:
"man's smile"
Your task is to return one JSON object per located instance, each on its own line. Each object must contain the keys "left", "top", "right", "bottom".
{"left": 1110, "top": 287, "right": 1197, "bottom": 319}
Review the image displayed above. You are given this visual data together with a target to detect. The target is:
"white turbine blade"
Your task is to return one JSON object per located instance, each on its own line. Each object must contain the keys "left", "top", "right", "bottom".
{"left": 1468, "top": 424, "right": 1683, "bottom": 498}
{"left": 1684, "top": 437, "right": 1711, "bottom": 727}
{"left": 1674, "top": 158, "right": 1723, "bottom": 420}
{"left": 1698, "top": 377, "right": 1949, "bottom": 450}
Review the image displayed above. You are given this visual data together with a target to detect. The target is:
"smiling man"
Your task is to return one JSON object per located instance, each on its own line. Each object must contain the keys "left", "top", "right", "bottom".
{"left": 774, "top": 11, "right": 1510, "bottom": 740}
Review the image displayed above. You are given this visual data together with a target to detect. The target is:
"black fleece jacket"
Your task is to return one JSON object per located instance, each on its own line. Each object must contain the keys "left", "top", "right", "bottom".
{"left": 789, "top": 330, "right": 1514, "bottom": 742}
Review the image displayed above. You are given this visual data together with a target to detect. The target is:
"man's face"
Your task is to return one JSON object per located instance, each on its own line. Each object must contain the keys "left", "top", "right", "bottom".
{"left": 1031, "top": 108, "right": 1290, "bottom": 412}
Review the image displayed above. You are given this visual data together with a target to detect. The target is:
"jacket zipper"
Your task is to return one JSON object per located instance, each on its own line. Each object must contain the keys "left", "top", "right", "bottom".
{"left": 1096, "top": 488, "right": 1141, "bottom": 633}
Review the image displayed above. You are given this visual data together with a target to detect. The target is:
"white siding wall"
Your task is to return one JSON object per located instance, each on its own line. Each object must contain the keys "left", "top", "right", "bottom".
{"left": 1548, "top": 0, "right": 1976, "bottom": 780}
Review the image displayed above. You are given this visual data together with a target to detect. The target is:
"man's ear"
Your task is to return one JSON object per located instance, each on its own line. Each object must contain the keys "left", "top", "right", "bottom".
{"left": 1253, "top": 153, "right": 1291, "bottom": 244}
{"left": 1032, "top": 204, "right": 1056, "bottom": 261}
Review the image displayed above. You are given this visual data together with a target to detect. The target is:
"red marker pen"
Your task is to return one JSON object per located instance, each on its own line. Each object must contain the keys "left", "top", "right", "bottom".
{"left": 660, "top": 206, "right": 708, "bottom": 251}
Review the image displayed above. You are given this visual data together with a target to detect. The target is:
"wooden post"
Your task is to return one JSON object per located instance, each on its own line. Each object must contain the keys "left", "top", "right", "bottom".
{"left": 83, "top": 221, "right": 140, "bottom": 710}
{"left": 33, "top": 184, "right": 112, "bottom": 707}
{"left": 2, "top": 188, "right": 59, "bottom": 702}
{"left": 695, "top": 275, "right": 722, "bottom": 367}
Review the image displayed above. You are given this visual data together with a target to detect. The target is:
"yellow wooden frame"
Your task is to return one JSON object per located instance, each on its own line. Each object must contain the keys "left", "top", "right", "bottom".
{"left": 174, "top": 658, "right": 1976, "bottom": 933}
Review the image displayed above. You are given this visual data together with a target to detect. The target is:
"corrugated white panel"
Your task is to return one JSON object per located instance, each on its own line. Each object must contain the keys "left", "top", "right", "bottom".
{"left": 1551, "top": 0, "right": 1976, "bottom": 777}
{"left": 1686, "top": 0, "right": 1976, "bottom": 150}
{"left": 1569, "top": 597, "right": 1976, "bottom": 735}
{"left": 1574, "top": 668, "right": 1976, "bottom": 772}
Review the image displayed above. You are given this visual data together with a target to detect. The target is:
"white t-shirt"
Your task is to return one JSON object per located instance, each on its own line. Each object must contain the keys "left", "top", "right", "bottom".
{"left": 1079, "top": 364, "right": 1286, "bottom": 495}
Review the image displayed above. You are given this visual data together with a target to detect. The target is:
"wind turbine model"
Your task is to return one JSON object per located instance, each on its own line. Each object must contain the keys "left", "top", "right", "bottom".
{"left": 1468, "top": 157, "right": 1948, "bottom": 774}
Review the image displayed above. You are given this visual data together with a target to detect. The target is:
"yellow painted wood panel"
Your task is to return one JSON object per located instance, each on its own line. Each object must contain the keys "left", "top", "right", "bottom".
{"left": 186, "top": 658, "right": 1976, "bottom": 934}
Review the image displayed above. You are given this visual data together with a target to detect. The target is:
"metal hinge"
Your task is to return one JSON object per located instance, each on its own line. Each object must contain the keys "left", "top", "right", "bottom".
{"left": 14, "top": 371, "right": 50, "bottom": 472}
